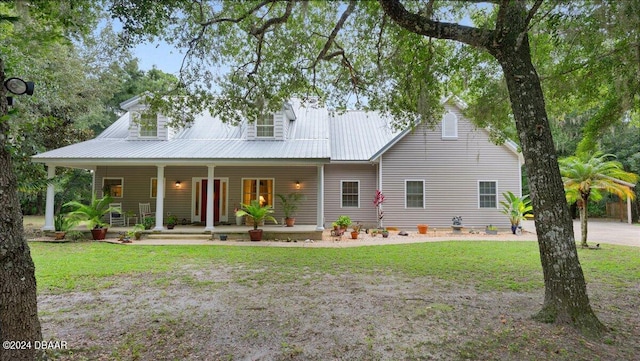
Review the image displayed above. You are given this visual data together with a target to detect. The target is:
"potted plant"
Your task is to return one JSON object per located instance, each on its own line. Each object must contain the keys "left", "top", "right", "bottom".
{"left": 381, "top": 228, "right": 389, "bottom": 238}
{"left": 129, "top": 224, "right": 145, "bottom": 240}
{"left": 53, "top": 213, "right": 77, "bottom": 240}
{"left": 370, "top": 228, "right": 378, "bottom": 237}
{"left": 350, "top": 223, "right": 362, "bottom": 239}
{"left": 451, "top": 216, "right": 463, "bottom": 233}
{"left": 235, "top": 200, "right": 278, "bottom": 241}
{"left": 64, "top": 194, "right": 119, "bottom": 240}
{"left": 500, "top": 191, "right": 533, "bottom": 234}
{"left": 166, "top": 214, "right": 178, "bottom": 229}
{"left": 335, "top": 215, "right": 351, "bottom": 232}
{"left": 485, "top": 224, "right": 498, "bottom": 235}
{"left": 143, "top": 216, "right": 155, "bottom": 230}
{"left": 276, "top": 192, "right": 305, "bottom": 227}
{"left": 234, "top": 206, "right": 243, "bottom": 225}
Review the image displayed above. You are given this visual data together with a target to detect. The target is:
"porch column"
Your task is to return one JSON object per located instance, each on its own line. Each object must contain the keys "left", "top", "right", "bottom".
{"left": 204, "top": 165, "right": 215, "bottom": 232}
{"left": 43, "top": 164, "right": 55, "bottom": 231}
{"left": 316, "top": 164, "right": 325, "bottom": 230}
{"left": 154, "top": 165, "right": 165, "bottom": 230}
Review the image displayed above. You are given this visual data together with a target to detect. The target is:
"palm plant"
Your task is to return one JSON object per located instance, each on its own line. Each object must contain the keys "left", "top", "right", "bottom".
{"left": 560, "top": 152, "right": 638, "bottom": 247}
{"left": 500, "top": 191, "right": 533, "bottom": 234}
{"left": 235, "top": 200, "right": 277, "bottom": 230}
{"left": 64, "top": 193, "right": 119, "bottom": 229}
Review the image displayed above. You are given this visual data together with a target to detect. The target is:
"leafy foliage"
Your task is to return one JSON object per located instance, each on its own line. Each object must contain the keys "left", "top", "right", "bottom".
{"left": 64, "top": 194, "right": 120, "bottom": 229}
{"left": 560, "top": 152, "right": 639, "bottom": 246}
{"left": 235, "top": 200, "right": 277, "bottom": 230}
{"left": 276, "top": 193, "right": 305, "bottom": 219}
{"left": 500, "top": 192, "right": 533, "bottom": 227}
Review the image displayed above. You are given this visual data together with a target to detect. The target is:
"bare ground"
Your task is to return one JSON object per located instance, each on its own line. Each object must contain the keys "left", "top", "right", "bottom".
{"left": 38, "top": 263, "right": 640, "bottom": 361}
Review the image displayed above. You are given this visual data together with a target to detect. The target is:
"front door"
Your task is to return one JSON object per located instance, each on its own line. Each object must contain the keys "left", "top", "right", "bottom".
{"left": 192, "top": 177, "right": 228, "bottom": 224}
{"left": 201, "top": 179, "right": 220, "bottom": 223}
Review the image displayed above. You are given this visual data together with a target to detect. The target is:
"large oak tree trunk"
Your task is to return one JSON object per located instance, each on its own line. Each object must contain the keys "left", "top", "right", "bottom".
{"left": 0, "top": 60, "right": 43, "bottom": 361}
{"left": 379, "top": 0, "right": 606, "bottom": 336}
{"left": 490, "top": 33, "right": 604, "bottom": 335}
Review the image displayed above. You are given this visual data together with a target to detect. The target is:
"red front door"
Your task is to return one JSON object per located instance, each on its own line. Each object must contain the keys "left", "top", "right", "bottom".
{"left": 200, "top": 179, "right": 220, "bottom": 223}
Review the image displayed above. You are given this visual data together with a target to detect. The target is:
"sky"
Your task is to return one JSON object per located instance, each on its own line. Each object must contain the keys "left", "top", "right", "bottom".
{"left": 133, "top": 41, "right": 183, "bottom": 74}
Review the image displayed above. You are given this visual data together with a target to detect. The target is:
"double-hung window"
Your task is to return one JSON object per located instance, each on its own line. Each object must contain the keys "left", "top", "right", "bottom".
{"left": 256, "top": 114, "right": 274, "bottom": 138}
{"left": 139, "top": 112, "right": 158, "bottom": 138}
{"left": 405, "top": 180, "right": 425, "bottom": 208}
{"left": 341, "top": 181, "right": 359, "bottom": 208}
{"left": 478, "top": 181, "right": 497, "bottom": 208}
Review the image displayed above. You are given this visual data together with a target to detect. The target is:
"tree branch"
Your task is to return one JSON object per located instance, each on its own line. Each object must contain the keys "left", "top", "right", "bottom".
{"left": 249, "top": 0, "right": 294, "bottom": 36}
{"left": 311, "top": 0, "right": 356, "bottom": 68}
{"left": 517, "top": 0, "right": 544, "bottom": 49}
{"left": 378, "top": 0, "right": 493, "bottom": 49}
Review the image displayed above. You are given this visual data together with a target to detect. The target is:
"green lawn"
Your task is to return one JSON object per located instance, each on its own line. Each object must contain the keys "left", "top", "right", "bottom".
{"left": 30, "top": 241, "right": 640, "bottom": 295}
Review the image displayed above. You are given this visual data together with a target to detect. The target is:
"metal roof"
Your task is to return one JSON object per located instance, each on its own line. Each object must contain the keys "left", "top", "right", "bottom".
{"left": 33, "top": 96, "right": 513, "bottom": 166}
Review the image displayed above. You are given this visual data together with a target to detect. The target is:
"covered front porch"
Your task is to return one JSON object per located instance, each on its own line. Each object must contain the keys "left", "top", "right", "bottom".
{"left": 39, "top": 162, "right": 329, "bottom": 233}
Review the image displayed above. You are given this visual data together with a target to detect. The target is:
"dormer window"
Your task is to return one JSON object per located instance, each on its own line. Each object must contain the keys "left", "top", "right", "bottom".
{"left": 256, "top": 114, "right": 274, "bottom": 138}
{"left": 139, "top": 112, "right": 158, "bottom": 138}
{"left": 442, "top": 112, "right": 458, "bottom": 140}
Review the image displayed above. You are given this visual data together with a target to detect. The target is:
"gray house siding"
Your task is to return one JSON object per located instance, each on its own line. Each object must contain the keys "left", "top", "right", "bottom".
{"left": 378, "top": 105, "right": 521, "bottom": 229}
{"left": 94, "top": 165, "right": 319, "bottom": 225}
{"left": 324, "top": 164, "right": 378, "bottom": 228}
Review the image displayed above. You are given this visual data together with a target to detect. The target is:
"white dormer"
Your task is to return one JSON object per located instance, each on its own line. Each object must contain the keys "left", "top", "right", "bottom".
{"left": 247, "top": 102, "right": 296, "bottom": 140}
{"left": 120, "top": 94, "right": 171, "bottom": 141}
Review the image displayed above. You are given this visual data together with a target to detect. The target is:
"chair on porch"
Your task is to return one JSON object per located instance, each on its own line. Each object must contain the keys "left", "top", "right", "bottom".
{"left": 109, "top": 203, "right": 126, "bottom": 227}
{"left": 139, "top": 203, "right": 155, "bottom": 222}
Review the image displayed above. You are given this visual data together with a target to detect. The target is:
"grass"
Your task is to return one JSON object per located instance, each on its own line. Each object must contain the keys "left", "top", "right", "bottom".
{"left": 30, "top": 241, "right": 640, "bottom": 294}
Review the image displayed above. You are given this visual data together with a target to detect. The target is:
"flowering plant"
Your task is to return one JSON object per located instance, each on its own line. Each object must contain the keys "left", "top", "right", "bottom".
{"left": 373, "top": 190, "right": 385, "bottom": 227}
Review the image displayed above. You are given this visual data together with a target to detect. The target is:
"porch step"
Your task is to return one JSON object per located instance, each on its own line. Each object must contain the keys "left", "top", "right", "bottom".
{"left": 145, "top": 233, "right": 212, "bottom": 240}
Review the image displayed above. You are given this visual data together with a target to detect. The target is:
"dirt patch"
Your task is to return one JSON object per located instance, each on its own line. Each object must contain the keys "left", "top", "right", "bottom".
{"left": 38, "top": 265, "right": 640, "bottom": 360}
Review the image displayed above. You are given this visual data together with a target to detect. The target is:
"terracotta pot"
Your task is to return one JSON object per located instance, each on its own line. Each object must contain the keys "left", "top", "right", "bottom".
{"left": 54, "top": 231, "right": 66, "bottom": 240}
{"left": 417, "top": 224, "right": 428, "bottom": 234}
{"left": 249, "top": 229, "right": 263, "bottom": 241}
{"left": 351, "top": 231, "right": 359, "bottom": 239}
{"left": 91, "top": 228, "right": 108, "bottom": 240}
{"left": 285, "top": 217, "right": 295, "bottom": 227}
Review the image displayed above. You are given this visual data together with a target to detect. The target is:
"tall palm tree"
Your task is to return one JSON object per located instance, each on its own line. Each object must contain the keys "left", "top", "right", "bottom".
{"left": 559, "top": 152, "right": 638, "bottom": 247}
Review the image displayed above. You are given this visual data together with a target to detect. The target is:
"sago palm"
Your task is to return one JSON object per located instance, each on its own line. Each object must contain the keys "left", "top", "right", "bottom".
{"left": 559, "top": 152, "right": 638, "bottom": 247}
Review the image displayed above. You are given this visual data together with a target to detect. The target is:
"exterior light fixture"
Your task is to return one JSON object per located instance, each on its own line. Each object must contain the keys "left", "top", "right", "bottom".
{"left": 4, "top": 77, "right": 34, "bottom": 95}
{"left": 295, "top": 181, "right": 301, "bottom": 189}
{"left": 175, "top": 181, "right": 181, "bottom": 188}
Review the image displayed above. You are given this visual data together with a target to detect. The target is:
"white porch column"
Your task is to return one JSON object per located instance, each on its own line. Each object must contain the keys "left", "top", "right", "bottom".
{"left": 204, "top": 165, "right": 215, "bottom": 232}
{"left": 154, "top": 165, "right": 165, "bottom": 231}
{"left": 316, "top": 164, "right": 325, "bottom": 230}
{"left": 43, "top": 164, "right": 56, "bottom": 231}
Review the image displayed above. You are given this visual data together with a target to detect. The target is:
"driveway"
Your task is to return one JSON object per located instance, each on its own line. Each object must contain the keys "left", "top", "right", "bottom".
{"left": 521, "top": 219, "right": 639, "bottom": 247}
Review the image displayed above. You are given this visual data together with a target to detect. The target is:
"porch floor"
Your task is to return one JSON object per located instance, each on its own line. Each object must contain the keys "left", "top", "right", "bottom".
{"left": 104, "top": 224, "right": 323, "bottom": 241}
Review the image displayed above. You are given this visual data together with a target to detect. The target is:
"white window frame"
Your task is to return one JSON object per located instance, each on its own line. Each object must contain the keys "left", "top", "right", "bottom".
{"left": 405, "top": 179, "right": 425, "bottom": 209}
{"left": 102, "top": 177, "right": 124, "bottom": 198}
{"left": 256, "top": 114, "right": 275, "bottom": 138}
{"left": 150, "top": 178, "right": 166, "bottom": 199}
{"left": 241, "top": 178, "right": 275, "bottom": 207}
{"left": 441, "top": 112, "right": 458, "bottom": 140}
{"left": 138, "top": 112, "right": 158, "bottom": 138}
{"left": 341, "top": 180, "right": 360, "bottom": 208}
{"left": 478, "top": 180, "right": 498, "bottom": 209}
